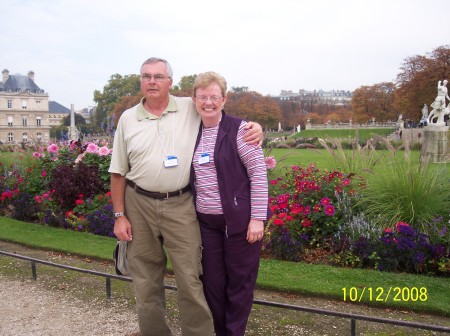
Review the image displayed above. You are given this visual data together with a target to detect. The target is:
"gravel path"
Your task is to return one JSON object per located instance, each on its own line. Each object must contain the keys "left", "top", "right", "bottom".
{"left": 0, "top": 276, "right": 140, "bottom": 336}
{"left": 1, "top": 241, "right": 449, "bottom": 336}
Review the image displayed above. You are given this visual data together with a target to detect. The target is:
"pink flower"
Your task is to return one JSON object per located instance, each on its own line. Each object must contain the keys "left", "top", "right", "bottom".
{"left": 47, "top": 144, "right": 59, "bottom": 153}
{"left": 75, "top": 199, "right": 83, "bottom": 205}
{"left": 342, "top": 178, "right": 351, "bottom": 186}
{"left": 35, "top": 196, "right": 42, "bottom": 204}
{"left": 384, "top": 228, "right": 393, "bottom": 233}
{"left": 320, "top": 197, "right": 331, "bottom": 206}
{"left": 41, "top": 171, "right": 47, "bottom": 177}
{"left": 86, "top": 143, "right": 98, "bottom": 154}
{"left": 303, "top": 206, "right": 311, "bottom": 215}
{"left": 270, "top": 180, "right": 278, "bottom": 185}
{"left": 324, "top": 205, "right": 335, "bottom": 216}
{"left": 32, "top": 152, "right": 41, "bottom": 158}
{"left": 264, "top": 156, "right": 276, "bottom": 170}
{"left": 98, "top": 146, "right": 110, "bottom": 156}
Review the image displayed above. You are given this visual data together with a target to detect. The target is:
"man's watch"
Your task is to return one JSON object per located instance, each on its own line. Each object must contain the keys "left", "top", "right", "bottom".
{"left": 114, "top": 212, "right": 125, "bottom": 219}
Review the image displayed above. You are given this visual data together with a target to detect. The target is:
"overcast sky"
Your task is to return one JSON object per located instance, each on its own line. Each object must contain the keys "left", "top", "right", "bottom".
{"left": 1, "top": 0, "right": 449, "bottom": 110}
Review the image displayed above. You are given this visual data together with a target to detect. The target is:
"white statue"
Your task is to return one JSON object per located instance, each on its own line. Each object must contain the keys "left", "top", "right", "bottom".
{"left": 422, "top": 104, "right": 429, "bottom": 118}
{"left": 427, "top": 80, "right": 450, "bottom": 126}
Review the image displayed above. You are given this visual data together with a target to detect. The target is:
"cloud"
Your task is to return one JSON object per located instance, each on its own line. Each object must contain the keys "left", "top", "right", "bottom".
{"left": 1, "top": 0, "right": 449, "bottom": 109}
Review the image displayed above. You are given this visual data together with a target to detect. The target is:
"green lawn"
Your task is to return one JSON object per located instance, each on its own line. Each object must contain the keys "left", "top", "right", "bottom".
{"left": 0, "top": 217, "right": 448, "bottom": 316}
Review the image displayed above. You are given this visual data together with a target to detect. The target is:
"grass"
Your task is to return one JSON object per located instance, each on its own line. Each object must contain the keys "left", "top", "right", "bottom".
{"left": 0, "top": 217, "right": 449, "bottom": 316}
{"left": 266, "top": 128, "right": 395, "bottom": 142}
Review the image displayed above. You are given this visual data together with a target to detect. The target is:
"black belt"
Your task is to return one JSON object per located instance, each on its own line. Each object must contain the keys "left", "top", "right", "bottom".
{"left": 126, "top": 180, "right": 191, "bottom": 200}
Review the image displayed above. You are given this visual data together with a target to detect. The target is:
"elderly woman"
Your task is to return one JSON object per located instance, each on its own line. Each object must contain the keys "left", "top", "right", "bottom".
{"left": 190, "top": 71, "right": 269, "bottom": 336}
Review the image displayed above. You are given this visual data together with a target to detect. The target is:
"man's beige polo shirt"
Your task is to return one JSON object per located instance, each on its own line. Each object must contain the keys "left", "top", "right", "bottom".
{"left": 108, "top": 95, "right": 200, "bottom": 192}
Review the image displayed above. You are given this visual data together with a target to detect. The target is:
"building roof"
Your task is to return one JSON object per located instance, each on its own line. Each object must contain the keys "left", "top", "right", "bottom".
{"left": 0, "top": 72, "right": 44, "bottom": 93}
{"left": 49, "top": 101, "right": 70, "bottom": 113}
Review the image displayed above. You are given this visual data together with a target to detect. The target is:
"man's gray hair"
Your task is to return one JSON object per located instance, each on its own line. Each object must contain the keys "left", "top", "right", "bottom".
{"left": 140, "top": 57, "right": 173, "bottom": 78}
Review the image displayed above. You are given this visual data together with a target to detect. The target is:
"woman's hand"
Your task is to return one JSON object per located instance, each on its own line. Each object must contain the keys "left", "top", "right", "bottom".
{"left": 246, "top": 219, "right": 264, "bottom": 243}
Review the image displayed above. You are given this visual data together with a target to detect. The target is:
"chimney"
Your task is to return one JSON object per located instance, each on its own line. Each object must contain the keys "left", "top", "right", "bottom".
{"left": 28, "top": 70, "right": 35, "bottom": 81}
{"left": 2, "top": 69, "right": 9, "bottom": 83}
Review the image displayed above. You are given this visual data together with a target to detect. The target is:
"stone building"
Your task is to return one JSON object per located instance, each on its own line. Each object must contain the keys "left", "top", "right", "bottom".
{"left": 0, "top": 69, "right": 51, "bottom": 144}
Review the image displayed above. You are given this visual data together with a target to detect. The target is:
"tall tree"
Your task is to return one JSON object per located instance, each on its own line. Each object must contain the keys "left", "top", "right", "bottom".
{"left": 172, "top": 75, "right": 197, "bottom": 97}
{"left": 394, "top": 45, "right": 450, "bottom": 120}
{"left": 93, "top": 74, "right": 141, "bottom": 130}
{"left": 225, "top": 91, "right": 281, "bottom": 130}
{"left": 351, "top": 82, "right": 396, "bottom": 123}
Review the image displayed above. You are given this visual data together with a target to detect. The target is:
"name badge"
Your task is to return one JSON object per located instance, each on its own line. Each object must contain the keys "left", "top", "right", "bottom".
{"left": 198, "top": 153, "right": 210, "bottom": 165}
{"left": 164, "top": 155, "right": 179, "bottom": 168}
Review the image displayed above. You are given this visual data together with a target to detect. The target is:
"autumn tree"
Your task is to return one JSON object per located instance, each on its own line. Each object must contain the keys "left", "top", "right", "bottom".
{"left": 111, "top": 94, "right": 143, "bottom": 126}
{"left": 225, "top": 91, "right": 281, "bottom": 130}
{"left": 93, "top": 74, "right": 141, "bottom": 130}
{"left": 351, "top": 82, "right": 396, "bottom": 123}
{"left": 394, "top": 45, "right": 450, "bottom": 120}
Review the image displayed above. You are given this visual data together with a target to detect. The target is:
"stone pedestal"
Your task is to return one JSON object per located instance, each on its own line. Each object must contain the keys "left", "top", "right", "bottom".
{"left": 422, "top": 126, "right": 449, "bottom": 163}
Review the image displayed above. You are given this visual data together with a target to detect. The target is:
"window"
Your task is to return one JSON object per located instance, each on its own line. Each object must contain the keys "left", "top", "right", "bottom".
{"left": 36, "top": 116, "right": 42, "bottom": 126}
{"left": 8, "top": 133, "right": 13, "bottom": 142}
{"left": 7, "top": 100, "right": 12, "bottom": 108}
{"left": 23, "top": 117, "right": 28, "bottom": 126}
{"left": 22, "top": 133, "right": 28, "bottom": 142}
{"left": 7, "top": 116, "right": 13, "bottom": 127}
{"left": 22, "top": 100, "right": 27, "bottom": 109}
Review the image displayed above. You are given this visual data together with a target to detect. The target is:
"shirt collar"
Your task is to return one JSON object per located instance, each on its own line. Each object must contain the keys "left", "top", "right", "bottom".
{"left": 136, "top": 95, "right": 178, "bottom": 121}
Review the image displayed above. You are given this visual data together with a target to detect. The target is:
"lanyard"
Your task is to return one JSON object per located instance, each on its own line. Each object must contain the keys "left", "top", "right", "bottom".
{"left": 201, "top": 124, "right": 219, "bottom": 155}
{"left": 152, "top": 112, "right": 175, "bottom": 157}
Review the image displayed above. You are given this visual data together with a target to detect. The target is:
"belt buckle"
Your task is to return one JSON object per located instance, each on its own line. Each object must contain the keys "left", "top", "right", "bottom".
{"left": 164, "top": 192, "right": 170, "bottom": 200}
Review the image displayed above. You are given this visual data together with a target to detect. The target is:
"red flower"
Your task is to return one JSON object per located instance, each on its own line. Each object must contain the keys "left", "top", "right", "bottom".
{"left": 273, "top": 218, "right": 284, "bottom": 226}
{"left": 270, "top": 180, "right": 278, "bottom": 185}
{"left": 301, "top": 219, "right": 312, "bottom": 227}
{"left": 41, "top": 170, "right": 47, "bottom": 177}
{"left": 75, "top": 199, "right": 83, "bottom": 205}
{"left": 313, "top": 204, "right": 321, "bottom": 212}
{"left": 383, "top": 228, "right": 393, "bottom": 233}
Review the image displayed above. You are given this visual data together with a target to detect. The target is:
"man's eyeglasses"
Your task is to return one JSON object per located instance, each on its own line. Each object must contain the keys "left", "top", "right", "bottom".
{"left": 141, "top": 74, "right": 170, "bottom": 82}
{"left": 196, "top": 95, "right": 223, "bottom": 103}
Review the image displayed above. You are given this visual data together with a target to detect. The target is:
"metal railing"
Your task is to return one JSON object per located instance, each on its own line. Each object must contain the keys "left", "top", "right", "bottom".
{"left": 1, "top": 250, "right": 449, "bottom": 335}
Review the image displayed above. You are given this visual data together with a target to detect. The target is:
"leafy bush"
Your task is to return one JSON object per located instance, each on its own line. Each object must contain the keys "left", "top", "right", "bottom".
{"left": 372, "top": 222, "right": 449, "bottom": 274}
{"left": 265, "top": 165, "right": 358, "bottom": 260}
{"left": 86, "top": 203, "right": 115, "bottom": 237}
{"left": 48, "top": 161, "right": 105, "bottom": 211}
{"left": 359, "top": 139, "right": 450, "bottom": 235}
{"left": 11, "top": 192, "right": 38, "bottom": 221}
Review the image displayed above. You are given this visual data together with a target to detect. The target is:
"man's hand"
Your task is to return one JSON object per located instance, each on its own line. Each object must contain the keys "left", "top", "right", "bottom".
{"left": 114, "top": 216, "right": 133, "bottom": 241}
{"left": 243, "top": 122, "right": 264, "bottom": 148}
